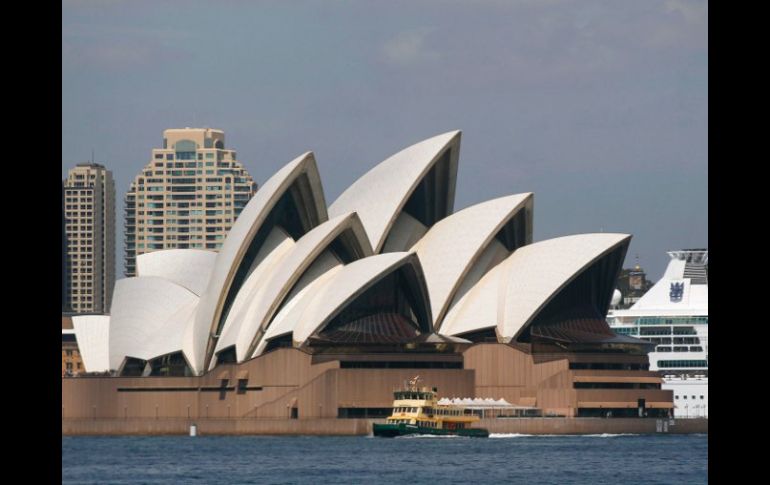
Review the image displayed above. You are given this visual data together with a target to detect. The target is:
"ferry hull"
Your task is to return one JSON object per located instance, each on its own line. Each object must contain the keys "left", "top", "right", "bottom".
{"left": 373, "top": 423, "right": 489, "bottom": 438}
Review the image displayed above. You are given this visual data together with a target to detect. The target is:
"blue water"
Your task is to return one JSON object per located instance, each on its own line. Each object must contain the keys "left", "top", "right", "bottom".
{"left": 62, "top": 434, "right": 707, "bottom": 484}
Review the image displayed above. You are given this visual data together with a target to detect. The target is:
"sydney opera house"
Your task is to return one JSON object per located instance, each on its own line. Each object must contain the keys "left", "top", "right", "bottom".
{"left": 63, "top": 131, "right": 673, "bottom": 422}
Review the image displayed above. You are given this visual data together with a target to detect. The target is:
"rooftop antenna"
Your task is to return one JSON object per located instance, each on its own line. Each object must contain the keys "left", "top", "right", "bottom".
{"left": 91, "top": 149, "right": 94, "bottom": 164}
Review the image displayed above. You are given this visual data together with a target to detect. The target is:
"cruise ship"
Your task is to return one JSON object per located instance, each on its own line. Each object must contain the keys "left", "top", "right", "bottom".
{"left": 607, "top": 249, "right": 708, "bottom": 418}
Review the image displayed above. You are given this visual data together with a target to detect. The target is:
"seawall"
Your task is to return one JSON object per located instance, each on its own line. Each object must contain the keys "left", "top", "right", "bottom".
{"left": 62, "top": 417, "right": 707, "bottom": 436}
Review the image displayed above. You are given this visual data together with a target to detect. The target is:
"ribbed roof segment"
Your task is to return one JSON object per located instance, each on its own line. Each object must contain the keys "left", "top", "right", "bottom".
{"left": 412, "top": 193, "right": 532, "bottom": 329}
{"left": 329, "top": 131, "right": 460, "bottom": 253}
{"left": 191, "top": 152, "right": 327, "bottom": 374}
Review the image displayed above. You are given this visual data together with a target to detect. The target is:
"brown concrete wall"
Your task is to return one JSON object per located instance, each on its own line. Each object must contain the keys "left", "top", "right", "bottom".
{"left": 62, "top": 348, "right": 339, "bottom": 420}
{"left": 62, "top": 345, "right": 673, "bottom": 423}
{"left": 575, "top": 389, "right": 673, "bottom": 406}
{"left": 61, "top": 349, "right": 476, "bottom": 420}
{"left": 464, "top": 343, "right": 569, "bottom": 389}
{"left": 334, "top": 369, "right": 475, "bottom": 408}
{"left": 462, "top": 343, "right": 672, "bottom": 416}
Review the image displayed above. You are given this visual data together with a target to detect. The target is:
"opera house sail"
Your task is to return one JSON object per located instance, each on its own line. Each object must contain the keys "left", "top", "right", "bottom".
{"left": 64, "top": 131, "right": 673, "bottom": 421}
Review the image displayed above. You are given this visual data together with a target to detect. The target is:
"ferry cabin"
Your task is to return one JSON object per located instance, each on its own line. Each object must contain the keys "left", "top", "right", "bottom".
{"left": 385, "top": 388, "right": 479, "bottom": 430}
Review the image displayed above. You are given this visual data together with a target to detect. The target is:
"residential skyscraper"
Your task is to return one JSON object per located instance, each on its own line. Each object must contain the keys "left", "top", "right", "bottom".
{"left": 124, "top": 128, "right": 258, "bottom": 276}
{"left": 63, "top": 163, "right": 116, "bottom": 313}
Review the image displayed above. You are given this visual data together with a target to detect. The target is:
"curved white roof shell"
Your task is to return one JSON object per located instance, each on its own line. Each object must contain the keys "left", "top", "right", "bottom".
{"left": 440, "top": 247, "right": 511, "bottom": 338}
{"left": 109, "top": 276, "right": 198, "bottom": 370}
{"left": 329, "top": 131, "right": 460, "bottom": 253}
{"left": 412, "top": 193, "right": 532, "bottom": 329}
{"left": 235, "top": 212, "right": 373, "bottom": 361}
{"left": 290, "top": 252, "right": 432, "bottom": 346}
{"left": 192, "top": 152, "right": 327, "bottom": 373}
{"left": 497, "top": 233, "right": 631, "bottom": 342}
{"left": 447, "top": 238, "right": 508, "bottom": 312}
{"left": 213, "top": 227, "right": 295, "bottom": 361}
{"left": 254, "top": 264, "right": 344, "bottom": 357}
{"left": 220, "top": 251, "right": 343, "bottom": 365}
{"left": 151, "top": 298, "right": 198, "bottom": 364}
{"left": 136, "top": 249, "right": 216, "bottom": 296}
{"left": 381, "top": 212, "right": 428, "bottom": 253}
{"left": 71, "top": 315, "right": 111, "bottom": 373}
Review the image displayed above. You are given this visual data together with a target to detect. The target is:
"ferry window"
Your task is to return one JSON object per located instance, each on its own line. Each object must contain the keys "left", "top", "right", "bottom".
{"left": 683, "top": 396, "right": 687, "bottom": 399}
{"left": 691, "top": 396, "right": 695, "bottom": 399}
{"left": 700, "top": 396, "right": 704, "bottom": 399}
{"left": 675, "top": 395, "right": 679, "bottom": 399}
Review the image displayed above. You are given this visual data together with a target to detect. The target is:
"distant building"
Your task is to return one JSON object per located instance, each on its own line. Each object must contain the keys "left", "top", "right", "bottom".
{"left": 124, "top": 128, "right": 258, "bottom": 276}
{"left": 615, "top": 264, "right": 655, "bottom": 309}
{"left": 62, "top": 181, "right": 67, "bottom": 312}
{"left": 61, "top": 315, "right": 83, "bottom": 377}
{"left": 63, "top": 163, "right": 116, "bottom": 313}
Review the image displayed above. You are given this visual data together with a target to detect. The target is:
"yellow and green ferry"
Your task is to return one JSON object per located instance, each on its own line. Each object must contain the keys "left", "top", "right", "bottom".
{"left": 373, "top": 377, "right": 489, "bottom": 438}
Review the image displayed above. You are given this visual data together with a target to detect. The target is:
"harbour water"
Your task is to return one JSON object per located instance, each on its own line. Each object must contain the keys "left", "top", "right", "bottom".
{"left": 63, "top": 434, "right": 707, "bottom": 484}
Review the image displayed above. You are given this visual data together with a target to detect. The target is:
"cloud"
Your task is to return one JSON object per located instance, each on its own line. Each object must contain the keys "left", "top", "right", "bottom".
{"left": 381, "top": 28, "right": 439, "bottom": 66}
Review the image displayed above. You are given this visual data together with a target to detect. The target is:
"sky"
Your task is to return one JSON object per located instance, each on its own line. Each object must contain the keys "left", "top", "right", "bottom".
{"left": 62, "top": 0, "right": 708, "bottom": 281}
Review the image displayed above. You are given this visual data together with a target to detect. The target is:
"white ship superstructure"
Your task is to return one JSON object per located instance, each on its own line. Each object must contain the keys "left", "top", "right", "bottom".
{"left": 608, "top": 249, "right": 708, "bottom": 418}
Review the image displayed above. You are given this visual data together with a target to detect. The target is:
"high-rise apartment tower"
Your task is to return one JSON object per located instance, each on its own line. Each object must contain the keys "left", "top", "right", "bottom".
{"left": 63, "top": 163, "right": 116, "bottom": 313}
{"left": 124, "top": 128, "right": 258, "bottom": 276}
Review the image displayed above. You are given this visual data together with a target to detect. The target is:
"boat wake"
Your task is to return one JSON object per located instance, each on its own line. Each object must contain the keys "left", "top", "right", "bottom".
{"left": 395, "top": 434, "right": 464, "bottom": 439}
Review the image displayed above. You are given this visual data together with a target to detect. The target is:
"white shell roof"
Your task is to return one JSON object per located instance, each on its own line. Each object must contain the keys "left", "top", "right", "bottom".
{"left": 136, "top": 249, "right": 216, "bottom": 296}
{"left": 192, "top": 152, "right": 327, "bottom": 373}
{"left": 497, "top": 233, "right": 631, "bottom": 342}
{"left": 213, "top": 227, "right": 295, "bottom": 361}
{"left": 151, "top": 298, "right": 198, "bottom": 364}
{"left": 447, "top": 238, "right": 508, "bottom": 312}
{"left": 411, "top": 193, "right": 532, "bottom": 329}
{"left": 329, "top": 131, "right": 460, "bottom": 253}
{"left": 253, "top": 263, "right": 344, "bottom": 357}
{"left": 382, "top": 212, "right": 428, "bottom": 253}
{"left": 236, "top": 212, "right": 373, "bottom": 361}
{"left": 290, "top": 252, "right": 431, "bottom": 345}
{"left": 71, "top": 315, "right": 111, "bottom": 373}
{"left": 229, "top": 250, "right": 342, "bottom": 363}
{"left": 109, "top": 276, "right": 198, "bottom": 370}
{"left": 440, "top": 243, "right": 511, "bottom": 337}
